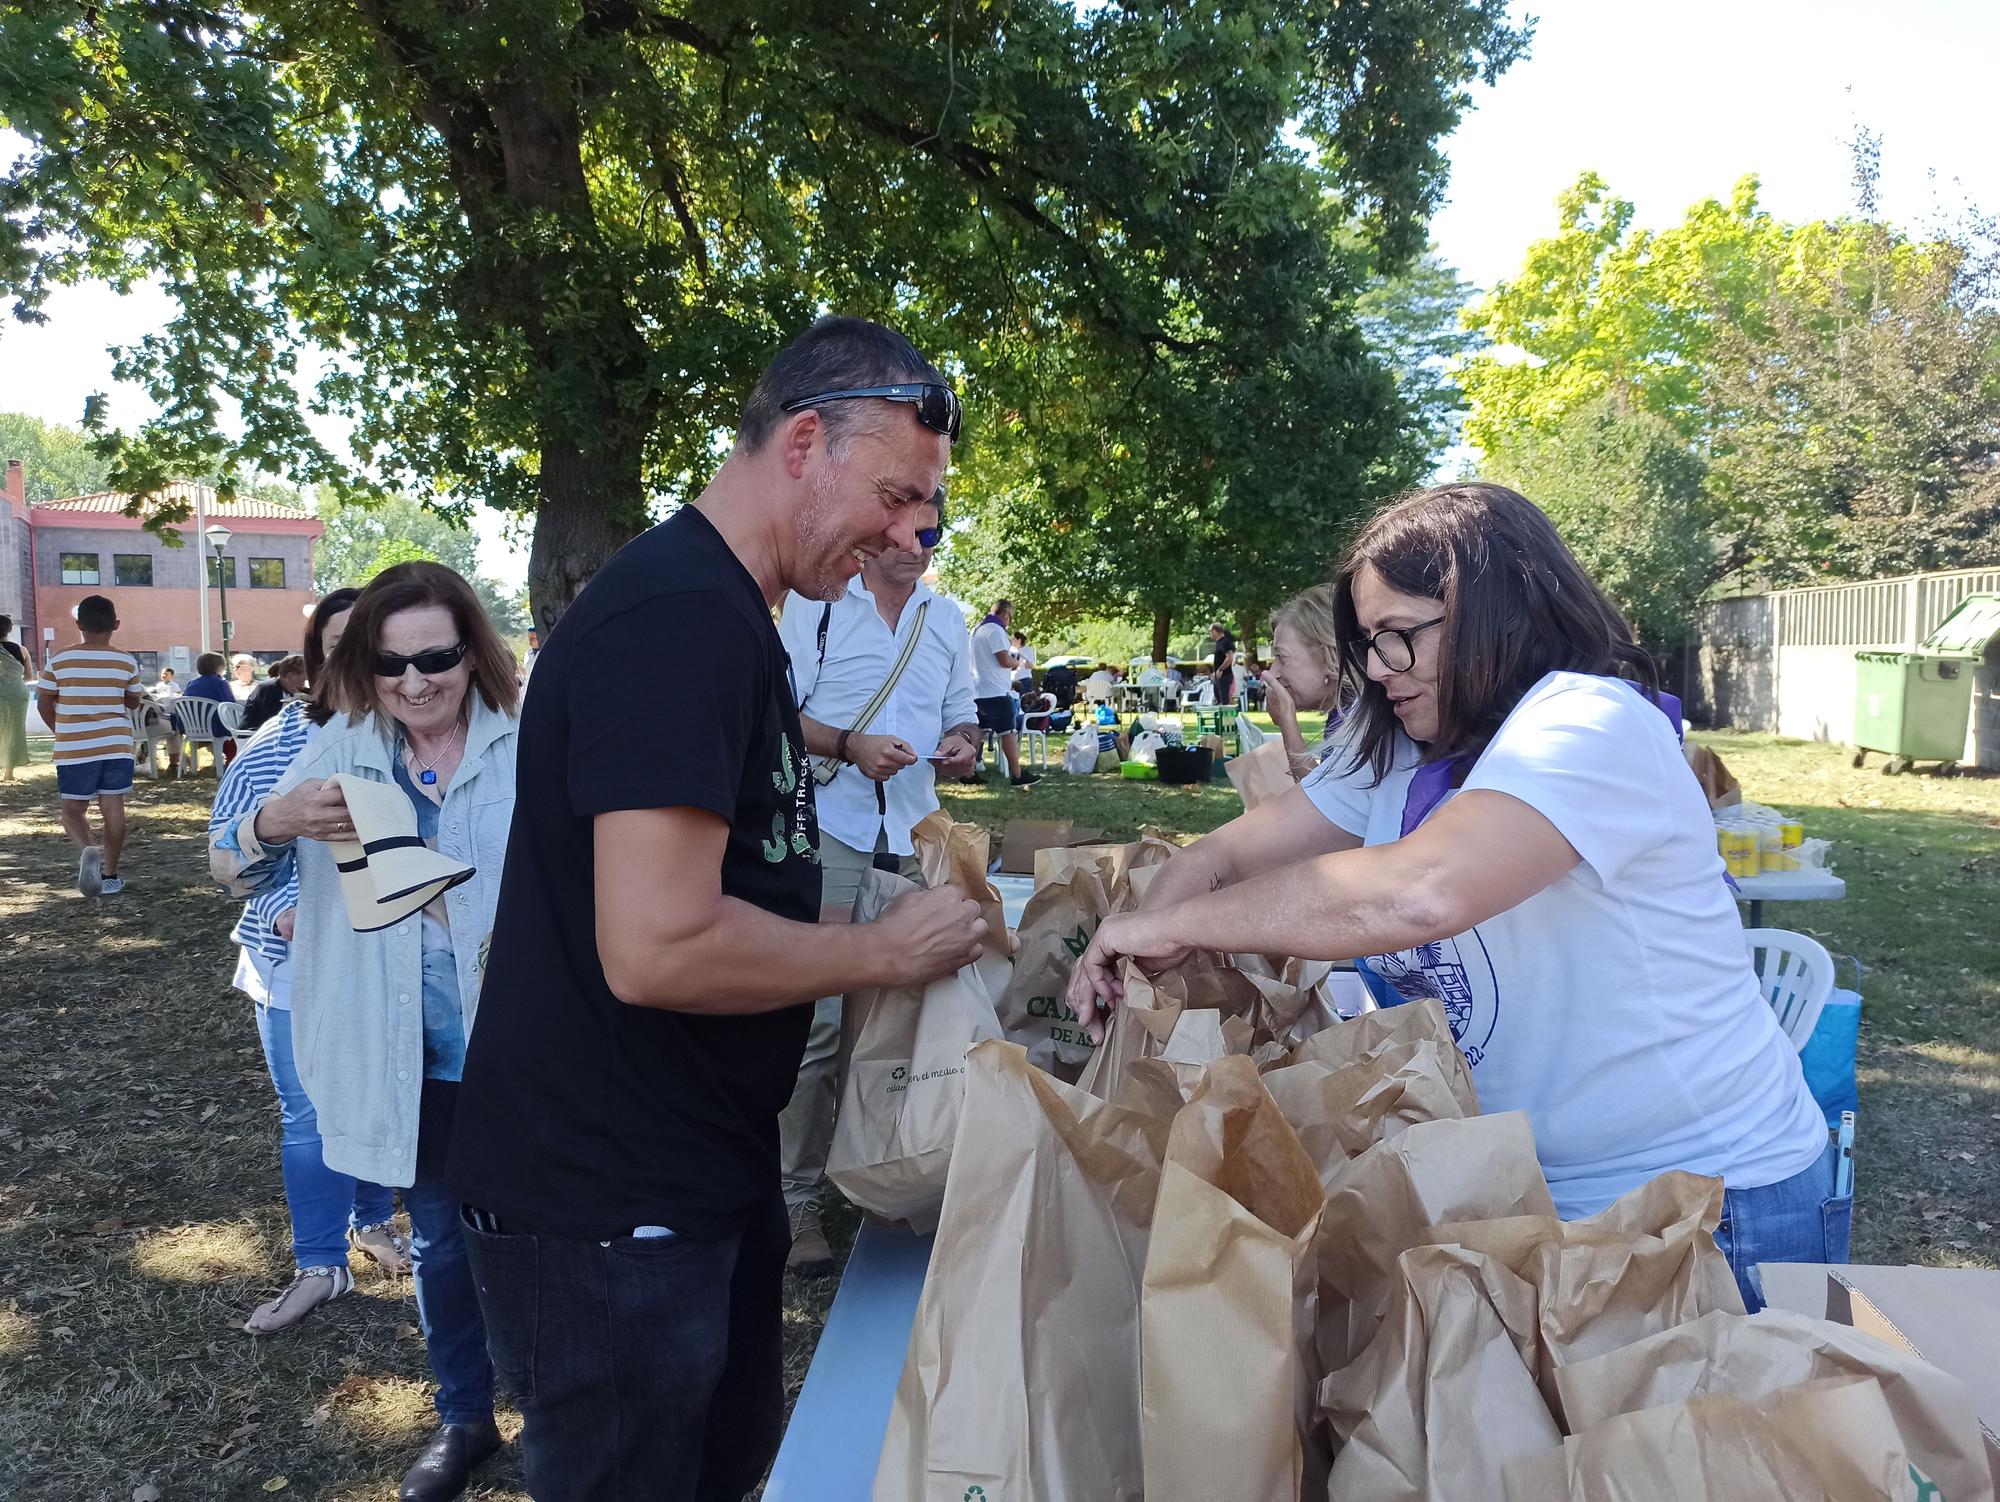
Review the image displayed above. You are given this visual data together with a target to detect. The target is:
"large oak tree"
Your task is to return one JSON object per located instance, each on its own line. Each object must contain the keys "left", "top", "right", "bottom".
{"left": 2, "top": 0, "right": 1526, "bottom": 626}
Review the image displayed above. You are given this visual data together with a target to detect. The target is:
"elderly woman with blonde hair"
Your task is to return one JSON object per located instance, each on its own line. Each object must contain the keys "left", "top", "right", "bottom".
{"left": 1264, "top": 582, "right": 1347, "bottom": 780}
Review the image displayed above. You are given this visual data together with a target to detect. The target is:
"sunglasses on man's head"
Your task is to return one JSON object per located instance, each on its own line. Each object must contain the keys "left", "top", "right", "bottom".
{"left": 373, "top": 642, "right": 469, "bottom": 678}
{"left": 780, "top": 382, "right": 962, "bottom": 443}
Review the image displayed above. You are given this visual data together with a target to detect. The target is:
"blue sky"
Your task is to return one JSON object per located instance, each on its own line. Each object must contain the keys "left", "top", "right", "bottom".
{"left": 2, "top": 0, "right": 1994, "bottom": 588}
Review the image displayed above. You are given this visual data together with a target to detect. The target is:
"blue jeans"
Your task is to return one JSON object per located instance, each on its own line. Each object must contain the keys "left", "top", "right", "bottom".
{"left": 254, "top": 1002, "right": 396, "bottom": 1267}
{"left": 1713, "top": 1139, "right": 1852, "bottom": 1313}
{"left": 462, "top": 1194, "right": 789, "bottom": 1502}
{"left": 409, "top": 1081, "right": 495, "bottom": 1428}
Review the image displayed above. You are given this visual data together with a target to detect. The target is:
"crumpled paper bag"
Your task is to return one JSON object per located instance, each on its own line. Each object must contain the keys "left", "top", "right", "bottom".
{"left": 1283, "top": 997, "right": 1479, "bottom": 1116}
{"left": 875, "top": 1041, "right": 1171, "bottom": 1502}
{"left": 1421, "top": 1170, "right": 1745, "bottom": 1421}
{"left": 1075, "top": 953, "right": 1261, "bottom": 1101}
{"left": 1262, "top": 1036, "right": 1475, "bottom": 1170}
{"left": 1141, "top": 1056, "right": 1326, "bottom": 1502}
{"left": 1314, "top": 1110, "right": 1555, "bottom": 1373}
{"left": 1320, "top": 1242, "right": 1561, "bottom": 1502}
{"left": 1552, "top": 1308, "right": 1994, "bottom": 1502}
{"left": 1503, "top": 1375, "right": 1939, "bottom": 1502}
{"left": 1035, "top": 827, "right": 1178, "bottom": 910}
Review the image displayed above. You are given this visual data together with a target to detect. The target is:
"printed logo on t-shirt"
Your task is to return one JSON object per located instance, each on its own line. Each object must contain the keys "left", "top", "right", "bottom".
{"left": 1366, "top": 928, "right": 1501, "bottom": 1067}
{"left": 762, "top": 729, "right": 820, "bottom": 865}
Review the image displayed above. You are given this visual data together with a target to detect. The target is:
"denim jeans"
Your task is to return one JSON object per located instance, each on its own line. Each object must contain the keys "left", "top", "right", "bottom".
{"left": 408, "top": 1081, "right": 495, "bottom": 1428}
{"left": 1713, "top": 1138, "right": 1852, "bottom": 1313}
{"left": 463, "top": 1194, "right": 789, "bottom": 1502}
{"left": 254, "top": 1001, "right": 396, "bottom": 1268}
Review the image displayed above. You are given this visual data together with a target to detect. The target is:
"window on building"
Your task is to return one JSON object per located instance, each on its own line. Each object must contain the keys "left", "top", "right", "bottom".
{"left": 60, "top": 552, "right": 101, "bottom": 585}
{"left": 207, "top": 555, "right": 237, "bottom": 589}
{"left": 114, "top": 554, "right": 154, "bottom": 587}
{"left": 248, "top": 557, "right": 286, "bottom": 589}
{"left": 130, "top": 650, "right": 160, "bottom": 680}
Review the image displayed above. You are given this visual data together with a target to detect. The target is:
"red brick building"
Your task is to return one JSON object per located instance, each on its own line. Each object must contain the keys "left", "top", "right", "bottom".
{"left": 0, "top": 462, "right": 323, "bottom": 682}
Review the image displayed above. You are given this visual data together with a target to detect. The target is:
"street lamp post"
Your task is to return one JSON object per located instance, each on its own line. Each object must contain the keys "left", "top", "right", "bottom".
{"left": 205, "top": 523, "right": 234, "bottom": 661}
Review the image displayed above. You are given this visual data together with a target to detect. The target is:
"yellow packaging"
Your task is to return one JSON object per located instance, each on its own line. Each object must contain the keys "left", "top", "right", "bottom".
{"left": 1718, "top": 826, "right": 1760, "bottom": 878}
{"left": 1756, "top": 825, "right": 1798, "bottom": 873}
{"left": 1779, "top": 819, "right": 1804, "bottom": 849}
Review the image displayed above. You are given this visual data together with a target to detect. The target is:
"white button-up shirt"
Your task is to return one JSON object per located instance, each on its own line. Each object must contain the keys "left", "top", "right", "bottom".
{"left": 780, "top": 579, "right": 978, "bottom": 857}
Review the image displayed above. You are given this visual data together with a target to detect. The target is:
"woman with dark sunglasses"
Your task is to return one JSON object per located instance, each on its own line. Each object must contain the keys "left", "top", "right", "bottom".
{"left": 212, "top": 562, "right": 519, "bottom": 1500}
{"left": 1069, "top": 483, "right": 1840, "bottom": 1314}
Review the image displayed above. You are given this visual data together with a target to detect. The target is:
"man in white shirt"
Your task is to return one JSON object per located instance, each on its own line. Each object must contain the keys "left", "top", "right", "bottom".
{"left": 969, "top": 599, "right": 1039, "bottom": 787}
{"left": 775, "top": 491, "right": 984, "bottom": 1272}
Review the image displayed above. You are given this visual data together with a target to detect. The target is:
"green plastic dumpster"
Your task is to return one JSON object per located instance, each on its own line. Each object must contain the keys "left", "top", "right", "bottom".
{"left": 1851, "top": 593, "right": 2000, "bottom": 774}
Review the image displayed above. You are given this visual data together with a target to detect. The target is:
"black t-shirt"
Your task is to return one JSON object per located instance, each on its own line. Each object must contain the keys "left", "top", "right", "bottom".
{"left": 240, "top": 678, "right": 288, "bottom": 734}
{"left": 449, "top": 507, "right": 821, "bottom": 1241}
{"left": 1211, "top": 631, "right": 1236, "bottom": 680}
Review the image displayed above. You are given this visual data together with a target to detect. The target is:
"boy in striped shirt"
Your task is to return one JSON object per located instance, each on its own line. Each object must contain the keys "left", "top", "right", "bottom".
{"left": 36, "top": 594, "right": 142, "bottom": 896}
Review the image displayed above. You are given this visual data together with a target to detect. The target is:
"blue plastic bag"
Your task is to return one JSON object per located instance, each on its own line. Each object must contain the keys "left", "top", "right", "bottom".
{"left": 1799, "top": 987, "right": 1861, "bottom": 1128}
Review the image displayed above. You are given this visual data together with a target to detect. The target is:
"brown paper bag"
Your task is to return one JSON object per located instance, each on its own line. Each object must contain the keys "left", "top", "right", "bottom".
{"left": 1315, "top": 1110, "right": 1556, "bottom": 1373}
{"left": 996, "top": 865, "right": 1108, "bottom": 1078}
{"left": 1226, "top": 738, "right": 1295, "bottom": 810}
{"left": 1035, "top": 827, "right": 1178, "bottom": 910}
{"left": 1075, "top": 952, "right": 1262, "bottom": 1101}
{"left": 875, "top": 1041, "right": 1171, "bottom": 1502}
{"left": 1321, "top": 1243, "right": 1562, "bottom": 1502}
{"left": 1262, "top": 1036, "right": 1474, "bottom": 1171}
{"left": 910, "top": 808, "right": 1008, "bottom": 947}
{"left": 1423, "top": 1170, "right": 1745, "bottom": 1422}
{"left": 1284, "top": 996, "right": 1479, "bottom": 1116}
{"left": 1505, "top": 1375, "right": 1931, "bottom": 1502}
{"left": 1552, "top": 1308, "right": 1994, "bottom": 1502}
{"left": 1141, "top": 1056, "right": 1326, "bottom": 1502}
{"left": 825, "top": 870, "right": 1008, "bottom": 1233}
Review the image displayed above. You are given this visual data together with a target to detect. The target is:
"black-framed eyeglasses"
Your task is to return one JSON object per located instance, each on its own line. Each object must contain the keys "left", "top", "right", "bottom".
{"left": 780, "top": 382, "right": 962, "bottom": 443}
{"left": 1345, "top": 617, "right": 1445, "bottom": 674}
{"left": 373, "top": 642, "right": 469, "bottom": 678}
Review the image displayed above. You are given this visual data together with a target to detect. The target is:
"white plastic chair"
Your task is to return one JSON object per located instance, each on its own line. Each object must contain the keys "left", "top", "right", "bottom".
{"left": 1743, "top": 928, "right": 1836, "bottom": 1050}
{"left": 168, "top": 696, "right": 239, "bottom": 776}
{"left": 130, "top": 702, "right": 179, "bottom": 779}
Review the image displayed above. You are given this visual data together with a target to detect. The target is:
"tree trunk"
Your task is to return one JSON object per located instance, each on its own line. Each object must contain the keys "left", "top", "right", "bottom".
{"left": 1152, "top": 607, "right": 1173, "bottom": 663}
{"left": 1239, "top": 612, "right": 1263, "bottom": 665}
{"left": 529, "top": 435, "right": 648, "bottom": 631}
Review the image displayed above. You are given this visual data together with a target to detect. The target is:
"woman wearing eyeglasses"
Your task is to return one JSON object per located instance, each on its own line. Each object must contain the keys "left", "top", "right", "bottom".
{"left": 1069, "top": 484, "right": 1839, "bottom": 1313}
{"left": 211, "top": 562, "right": 517, "bottom": 1501}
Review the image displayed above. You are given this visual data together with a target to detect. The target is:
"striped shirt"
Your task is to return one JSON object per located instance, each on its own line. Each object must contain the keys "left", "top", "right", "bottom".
{"left": 208, "top": 700, "right": 315, "bottom": 965}
{"left": 41, "top": 646, "right": 140, "bottom": 765}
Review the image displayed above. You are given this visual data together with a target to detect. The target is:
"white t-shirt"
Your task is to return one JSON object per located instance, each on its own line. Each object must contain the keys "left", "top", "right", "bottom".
{"left": 970, "top": 620, "right": 1015, "bottom": 698}
{"left": 1302, "top": 671, "right": 1826, "bottom": 1218}
{"left": 1012, "top": 641, "right": 1036, "bottom": 690}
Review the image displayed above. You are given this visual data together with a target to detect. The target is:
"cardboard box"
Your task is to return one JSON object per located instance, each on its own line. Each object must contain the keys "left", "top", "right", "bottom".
{"left": 999, "top": 820, "right": 1105, "bottom": 876}
{"left": 1758, "top": 1261, "right": 2000, "bottom": 1491}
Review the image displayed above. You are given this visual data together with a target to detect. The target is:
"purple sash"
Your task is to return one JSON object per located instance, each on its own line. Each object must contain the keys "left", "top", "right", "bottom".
{"left": 1399, "top": 688, "right": 1681, "bottom": 837}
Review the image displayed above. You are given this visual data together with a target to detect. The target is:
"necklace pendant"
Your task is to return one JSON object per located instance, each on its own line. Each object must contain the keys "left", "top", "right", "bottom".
{"left": 420, "top": 769, "right": 438, "bottom": 785}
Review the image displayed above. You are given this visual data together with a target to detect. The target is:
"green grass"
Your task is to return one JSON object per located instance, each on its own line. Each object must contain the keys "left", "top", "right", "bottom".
{"left": 0, "top": 729, "right": 1991, "bottom": 1498}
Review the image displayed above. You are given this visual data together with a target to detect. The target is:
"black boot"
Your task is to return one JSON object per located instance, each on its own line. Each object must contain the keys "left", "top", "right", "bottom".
{"left": 398, "top": 1419, "right": 503, "bottom": 1501}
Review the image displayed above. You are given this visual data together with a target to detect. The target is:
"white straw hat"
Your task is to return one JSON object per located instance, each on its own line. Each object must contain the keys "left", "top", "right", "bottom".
{"left": 328, "top": 773, "right": 475, "bottom": 932}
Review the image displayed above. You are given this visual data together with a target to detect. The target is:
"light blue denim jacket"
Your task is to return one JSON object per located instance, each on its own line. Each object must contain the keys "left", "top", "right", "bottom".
{"left": 212, "top": 698, "right": 518, "bottom": 1187}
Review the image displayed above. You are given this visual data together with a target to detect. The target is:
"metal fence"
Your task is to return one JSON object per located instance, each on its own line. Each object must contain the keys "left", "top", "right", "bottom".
{"left": 1690, "top": 566, "right": 2000, "bottom": 730}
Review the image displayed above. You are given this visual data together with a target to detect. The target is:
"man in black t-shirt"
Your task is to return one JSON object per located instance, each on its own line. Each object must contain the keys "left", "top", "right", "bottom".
{"left": 450, "top": 317, "right": 986, "bottom": 1501}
